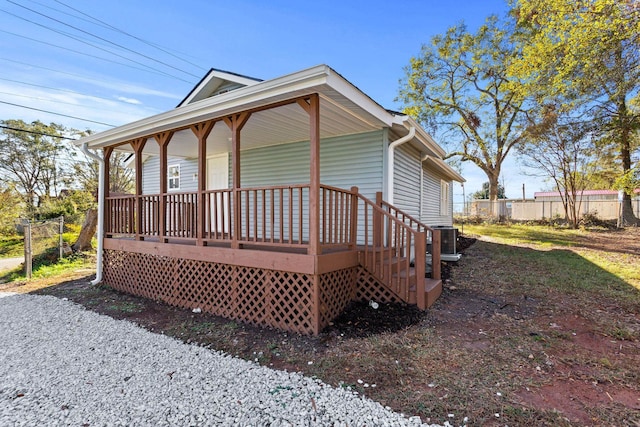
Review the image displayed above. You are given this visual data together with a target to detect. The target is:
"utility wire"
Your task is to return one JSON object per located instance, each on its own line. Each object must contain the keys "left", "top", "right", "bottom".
{"left": 0, "top": 28, "right": 189, "bottom": 82}
{"left": 0, "top": 101, "right": 115, "bottom": 127}
{"left": 0, "top": 90, "right": 157, "bottom": 115}
{"left": 0, "top": 124, "right": 77, "bottom": 141}
{"left": 7, "top": 0, "right": 201, "bottom": 79}
{"left": 0, "top": 77, "right": 159, "bottom": 110}
{"left": 0, "top": 12, "right": 192, "bottom": 83}
{"left": 52, "top": 0, "right": 206, "bottom": 71}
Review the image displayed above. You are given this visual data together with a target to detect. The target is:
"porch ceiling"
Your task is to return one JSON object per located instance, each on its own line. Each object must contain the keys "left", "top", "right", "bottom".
{"left": 116, "top": 97, "right": 381, "bottom": 158}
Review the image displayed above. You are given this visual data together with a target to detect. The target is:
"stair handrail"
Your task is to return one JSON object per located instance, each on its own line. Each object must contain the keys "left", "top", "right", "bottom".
{"left": 353, "top": 191, "right": 428, "bottom": 305}
{"left": 377, "top": 192, "right": 433, "bottom": 234}
{"left": 376, "top": 192, "right": 441, "bottom": 283}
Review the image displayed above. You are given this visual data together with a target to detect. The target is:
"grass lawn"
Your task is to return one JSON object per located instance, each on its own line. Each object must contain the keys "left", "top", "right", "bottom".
{"left": 5, "top": 224, "right": 640, "bottom": 426}
{"left": 0, "top": 235, "right": 24, "bottom": 258}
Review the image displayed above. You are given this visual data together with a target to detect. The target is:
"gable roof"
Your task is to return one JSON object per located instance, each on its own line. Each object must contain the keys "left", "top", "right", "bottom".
{"left": 177, "top": 68, "right": 262, "bottom": 107}
{"left": 76, "top": 64, "right": 451, "bottom": 165}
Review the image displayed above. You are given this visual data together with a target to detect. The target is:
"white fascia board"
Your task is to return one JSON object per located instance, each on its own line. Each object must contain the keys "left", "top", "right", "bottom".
{"left": 325, "top": 69, "right": 394, "bottom": 127}
{"left": 179, "top": 70, "right": 262, "bottom": 106}
{"left": 393, "top": 115, "right": 446, "bottom": 158}
{"left": 75, "top": 65, "right": 333, "bottom": 149}
{"left": 424, "top": 155, "right": 466, "bottom": 183}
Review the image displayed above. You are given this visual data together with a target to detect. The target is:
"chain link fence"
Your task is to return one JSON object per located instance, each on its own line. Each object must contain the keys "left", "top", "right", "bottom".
{"left": 20, "top": 216, "right": 66, "bottom": 278}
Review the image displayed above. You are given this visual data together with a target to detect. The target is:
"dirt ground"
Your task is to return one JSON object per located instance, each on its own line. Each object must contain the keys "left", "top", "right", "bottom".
{"left": 5, "top": 229, "right": 640, "bottom": 426}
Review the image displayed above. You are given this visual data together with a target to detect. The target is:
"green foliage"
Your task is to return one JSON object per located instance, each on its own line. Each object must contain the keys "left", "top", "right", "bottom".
{"left": 614, "top": 166, "right": 640, "bottom": 195}
{"left": 473, "top": 181, "right": 506, "bottom": 199}
{"left": 35, "top": 190, "right": 96, "bottom": 223}
{"left": 0, "top": 120, "right": 73, "bottom": 216}
{"left": 509, "top": 0, "right": 640, "bottom": 221}
{"left": 1, "top": 253, "right": 89, "bottom": 282}
{"left": 73, "top": 151, "right": 134, "bottom": 196}
{"left": 398, "top": 16, "right": 530, "bottom": 201}
{"left": 0, "top": 235, "right": 23, "bottom": 258}
{"left": 0, "top": 184, "right": 24, "bottom": 235}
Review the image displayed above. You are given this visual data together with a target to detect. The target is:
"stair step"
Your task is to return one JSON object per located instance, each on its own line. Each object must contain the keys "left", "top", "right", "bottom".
{"left": 407, "top": 278, "right": 442, "bottom": 308}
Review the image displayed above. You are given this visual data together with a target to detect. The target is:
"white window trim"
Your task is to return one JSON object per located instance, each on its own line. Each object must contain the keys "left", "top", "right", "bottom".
{"left": 168, "top": 164, "right": 181, "bottom": 190}
{"left": 440, "top": 180, "right": 450, "bottom": 216}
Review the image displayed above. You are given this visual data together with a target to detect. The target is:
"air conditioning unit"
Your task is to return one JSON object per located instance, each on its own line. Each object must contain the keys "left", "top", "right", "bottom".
{"left": 433, "top": 226, "right": 457, "bottom": 254}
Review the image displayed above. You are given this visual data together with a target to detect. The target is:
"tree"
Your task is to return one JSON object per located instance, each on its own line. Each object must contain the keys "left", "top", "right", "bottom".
{"left": 509, "top": 0, "right": 640, "bottom": 225}
{"left": 0, "top": 120, "right": 70, "bottom": 216}
{"left": 398, "top": 16, "right": 530, "bottom": 206}
{"left": 72, "top": 150, "right": 134, "bottom": 196}
{"left": 520, "top": 107, "right": 595, "bottom": 227}
{"left": 473, "top": 181, "right": 506, "bottom": 199}
{"left": 0, "top": 183, "right": 23, "bottom": 235}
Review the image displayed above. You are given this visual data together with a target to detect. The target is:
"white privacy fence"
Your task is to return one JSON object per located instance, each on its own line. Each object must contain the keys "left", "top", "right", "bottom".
{"left": 456, "top": 199, "right": 640, "bottom": 221}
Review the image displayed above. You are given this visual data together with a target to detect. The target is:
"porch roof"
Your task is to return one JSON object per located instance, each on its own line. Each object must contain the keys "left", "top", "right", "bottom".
{"left": 75, "top": 64, "right": 446, "bottom": 159}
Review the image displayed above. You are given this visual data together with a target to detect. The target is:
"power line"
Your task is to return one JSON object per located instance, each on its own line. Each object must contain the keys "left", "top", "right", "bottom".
{"left": 52, "top": 0, "right": 206, "bottom": 72}
{"left": 0, "top": 12, "right": 192, "bottom": 83}
{"left": 0, "top": 29, "right": 190, "bottom": 82}
{"left": 0, "top": 124, "right": 77, "bottom": 141}
{"left": 7, "top": 0, "right": 201, "bottom": 79}
{"left": 0, "top": 101, "right": 115, "bottom": 127}
{"left": 0, "top": 90, "right": 157, "bottom": 116}
{"left": 0, "top": 77, "right": 159, "bottom": 110}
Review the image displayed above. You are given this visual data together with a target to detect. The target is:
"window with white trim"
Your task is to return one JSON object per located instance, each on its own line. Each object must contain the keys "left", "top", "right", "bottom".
{"left": 168, "top": 164, "right": 180, "bottom": 190}
{"left": 440, "top": 180, "right": 450, "bottom": 216}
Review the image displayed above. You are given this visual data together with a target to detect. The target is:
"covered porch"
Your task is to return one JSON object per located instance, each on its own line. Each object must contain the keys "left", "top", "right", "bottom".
{"left": 87, "top": 69, "right": 443, "bottom": 335}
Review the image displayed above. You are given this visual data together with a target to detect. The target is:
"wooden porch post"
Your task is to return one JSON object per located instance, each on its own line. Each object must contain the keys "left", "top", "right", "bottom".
{"left": 350, "top": 186, "right": 359, "bottom": 250}
{"left": 224, "top": 113, "right": 250, "bottom": 249}
{"left": 431, "top": 229, "right": 441, "bottom": 280}
{"left": 190, "top": 121, "right": 216, "bottom": 246}
{"left": 374, "top": 191, "right": 383, "bottom": 248}
{"left": 103, "top": 147, "right": 113, "bottom": 236}
{"left": 415, "top": 230, "right": 427, "bottom": 309}
{"left": 154, "top": 131, "right": 174, "bottom": 243}
{"left": 131, "top": 138, "right": 147, "bottom": 240}
{"left": 296, "top": 94, "right": 321, "bottom": 256}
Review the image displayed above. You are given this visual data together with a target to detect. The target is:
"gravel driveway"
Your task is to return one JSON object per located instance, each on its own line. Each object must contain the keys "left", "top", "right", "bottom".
{"left": 0, "top": 293, "right": 444, "bottom": 426}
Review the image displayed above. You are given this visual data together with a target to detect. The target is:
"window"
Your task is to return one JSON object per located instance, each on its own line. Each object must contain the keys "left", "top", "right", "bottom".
{"left": 168, "top": 164, "right": 180, "bottom": 190}
{"left": 440, "top": 180, "right": 450, "bottom": 216}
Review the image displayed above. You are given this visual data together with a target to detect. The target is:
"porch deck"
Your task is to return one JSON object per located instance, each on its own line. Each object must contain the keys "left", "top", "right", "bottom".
{"left": 102, "top": 184, "right": 442, "bottom": 335}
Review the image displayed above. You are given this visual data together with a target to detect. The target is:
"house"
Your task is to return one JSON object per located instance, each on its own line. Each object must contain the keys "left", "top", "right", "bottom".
{"left": 77, "top": 65, "right": 465, "bottom": 335}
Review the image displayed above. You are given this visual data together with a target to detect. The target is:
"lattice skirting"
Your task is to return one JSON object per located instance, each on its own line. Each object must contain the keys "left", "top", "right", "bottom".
{"left": 355, "top": 266, "right": 403, "bottom": 304}
{"left": 103, "top": 249, "right": 360, "bottom": 335}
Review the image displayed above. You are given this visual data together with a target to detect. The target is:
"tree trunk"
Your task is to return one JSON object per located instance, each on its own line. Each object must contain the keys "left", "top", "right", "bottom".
{"left": 72, "top": 209, "right": 98, "bottom": 251}
{"left": 616, "top": 79, "right": 639, "bottom": 226}
{"left": 488, "top": 173, "right": 500, "bottom": 217}
{"left": 621, "top": 195, "right": 640, "bottom": 226}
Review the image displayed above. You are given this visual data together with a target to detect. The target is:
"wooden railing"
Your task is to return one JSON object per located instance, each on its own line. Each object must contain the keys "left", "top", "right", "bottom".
{"left": 235, "top": 184, "right": 309, "bottom": 247}
{"left": 378, "top": 192, "right": 441, "bottom": 281}
{"left": 352, "top": 192, "right": 427, "bottom": 306}
{"left": 104, "top": 186, "right": 441, "bottom": 293}
{"left": 139, "top": 194, "right": 160, "bottom": 237}
{"left": 203, "top": 189, "right": 233, "bottom": 242}
{"left": 320, "top": 185, "right": 356, "bottom": 249}
{"left": 105, "top": 195, "right": 136, "bottom": 236}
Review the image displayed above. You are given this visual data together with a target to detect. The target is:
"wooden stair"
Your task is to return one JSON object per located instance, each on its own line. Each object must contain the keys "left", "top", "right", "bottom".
{"left": 361, "top": 251, "right": 442, "bottom": 310}
{"left": 392, "top": 267, "right": 442, "bottom": 309}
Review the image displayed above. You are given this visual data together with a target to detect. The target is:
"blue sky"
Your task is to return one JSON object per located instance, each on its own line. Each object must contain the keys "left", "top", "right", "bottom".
{"left": 0, "top": 0, "right": 547, "bottom": 204}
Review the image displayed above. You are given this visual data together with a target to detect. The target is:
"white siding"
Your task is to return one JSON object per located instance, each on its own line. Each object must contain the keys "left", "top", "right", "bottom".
{"left": 393, "top": 144, "right": 422, "bottom": 219}
{"left": 240, "top": 130, "right": 384, "bottom": 196}
{"left": 421, "top": 166, "right": 453, "bottom": 227}
{"left": 239, "top": 131, "right": 385, "bottom": 242}
{"left": 142, "top": 157, "right": 198, "bottom": 194}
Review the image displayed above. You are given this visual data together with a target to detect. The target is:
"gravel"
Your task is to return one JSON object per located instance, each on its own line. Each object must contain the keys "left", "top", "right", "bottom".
{"left": 0, "top": 293, "right": 447, "bottom": 426}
